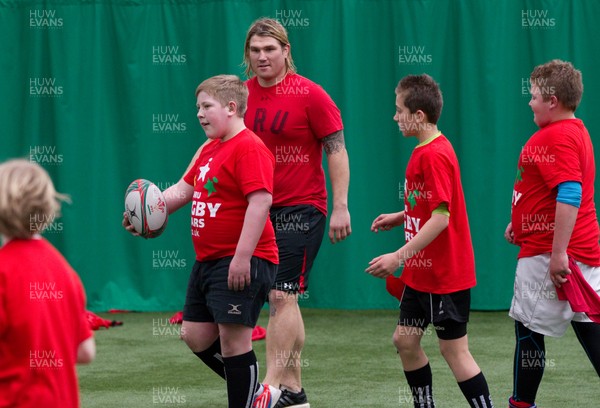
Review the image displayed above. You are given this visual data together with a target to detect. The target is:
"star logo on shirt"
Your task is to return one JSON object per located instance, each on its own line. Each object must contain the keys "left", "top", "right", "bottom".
{"left": 407, "top": 190, "right": 418, "bottom": 210}
{"left": 515, "top": 166, "right": 525, "bottom": 183}
{"left": 204, "top": 177, "right": 218, "bottom": 197}
{"left": 198, "top": 158, "right": 213, "bottom": 182}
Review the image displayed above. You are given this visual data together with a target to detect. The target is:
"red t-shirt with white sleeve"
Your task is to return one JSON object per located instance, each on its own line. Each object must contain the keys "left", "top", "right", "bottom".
{"left": 401, "top": 134, "right": 477, "bottom": 294}
{"left": 245, "top": 73, "right": 343, "bottom": 215}
{"left": 183, "top": 128, "right": 278, "bottom": 264}
{"left": 511, "top": 118, "right": 600, "bottom": 265}
{"left": 0, "top": 237, "right": 92, "bottom": 408}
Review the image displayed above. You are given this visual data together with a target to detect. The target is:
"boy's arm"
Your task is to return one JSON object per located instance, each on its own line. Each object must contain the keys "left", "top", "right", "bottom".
{"left": 77, "top": 336, "right": 96, "bottom": 364}
{"left": 122, "top": 179, "right": 193, "bottom": 235}
{"left": 228, "top": 189, "right": 272, "bottom": 291}
{"left": 549, "top": 202, "right": 578, "bottom": 287}
{"left": 504, "top": 222, "right": 516, "bottom": 244}
{"left": 399, "top": 213, "right": 449, "bottom": 262}
{"left": 323, "top": 130, "right": 351, "bottom": 244}
{"left": 366, "top": 212, "right": 449, "bottom": 278}
{"left": 371, "top": 211, "right": 405, "bottom": 232}
{"left": 122, "top": 143, "right": 199, "bottom": 235}
{"left": 162, "top": 179, "right": 194, "bottom": 214}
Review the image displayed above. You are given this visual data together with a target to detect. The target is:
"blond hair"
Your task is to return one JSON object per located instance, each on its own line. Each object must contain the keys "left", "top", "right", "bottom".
{"left": 243, "top": 17, "right": 297, "bottom": 78}
{"left": 195, "top": 75, "right": 248, "bottom": 118}
{"left": 0, "top": 159, "right": 69, "bottom": 239}
{"left": 530, "top": 59, "right": 583, "bottom": 111}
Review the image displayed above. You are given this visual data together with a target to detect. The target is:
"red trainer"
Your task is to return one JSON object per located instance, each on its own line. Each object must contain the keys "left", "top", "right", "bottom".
{"left": 253, "top": 384, "right": 281, "bottom": 408}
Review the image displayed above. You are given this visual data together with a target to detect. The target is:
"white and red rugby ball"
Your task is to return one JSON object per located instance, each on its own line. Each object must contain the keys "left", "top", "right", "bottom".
{"left": 124, "top": 179, "right": 168, "bottom": 238}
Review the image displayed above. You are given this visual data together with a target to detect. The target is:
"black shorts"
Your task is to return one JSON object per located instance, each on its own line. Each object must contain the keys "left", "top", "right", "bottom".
{"left": 182, "top": 256, "right": 277, "bottom": 327}
{"left": 398, "top": 285, "right": 471, "bottom": 340}
{"left": 270, "top": 205, "right": 326, "bottom": 293}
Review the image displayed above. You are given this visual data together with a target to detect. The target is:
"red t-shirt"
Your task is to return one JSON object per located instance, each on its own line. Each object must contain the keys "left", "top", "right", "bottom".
{"left": 511, "top": 119, "right": 600, "bottom": 265}
{"left": 183, "top": 129, "right": 278, "bottom": 263}
{"left": 401, "top": 135, "right": 477, "bottom": 294}
{"left": 0, "top": 238, "right": 92, "bottom": 408}
{"left": 245, "top": 73, "right": 344, "bottom": 215}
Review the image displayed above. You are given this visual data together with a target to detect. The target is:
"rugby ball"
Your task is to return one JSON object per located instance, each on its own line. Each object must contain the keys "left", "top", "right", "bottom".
{"left": 124, "top": 179, "right": 168, "bottom": 238}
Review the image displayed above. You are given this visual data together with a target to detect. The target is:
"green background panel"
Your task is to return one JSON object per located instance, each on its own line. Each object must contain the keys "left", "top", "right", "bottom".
{"left": 1, "top": 0, "right": 598, "bottom": 311}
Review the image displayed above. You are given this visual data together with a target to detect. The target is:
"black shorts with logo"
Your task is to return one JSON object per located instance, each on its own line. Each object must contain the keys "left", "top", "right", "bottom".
{"left": 183, "top": 256, "right": 277, "bottom": 327}
{"left": 270, "top": 205, "right": 326, "bottom": 293}
{"left": 398, "top": 285, "right": 471, "bottom": 340}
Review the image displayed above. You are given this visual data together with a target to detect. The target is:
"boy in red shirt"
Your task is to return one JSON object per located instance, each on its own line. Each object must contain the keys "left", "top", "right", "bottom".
{"left": 505, "top": 60, "right": 600, "bottom": 408}
{"left": 367, "top": 75, "right": 493, "bottom": 408}
{"left": 125, "top": 75, "right": 279, "bottom": 408}
{"left": 186, "top": 20, "right": 351, "bottom": 408}
{"left": 0, "top": 159, "right": 95, "bottom": 408}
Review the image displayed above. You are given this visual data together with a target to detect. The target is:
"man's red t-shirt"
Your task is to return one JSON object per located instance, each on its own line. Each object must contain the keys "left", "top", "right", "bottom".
{"left": 511, "top": 119, "right": 600, "bottom": 265}
{"left": 401, "top": 135, "right": 477, "bottom": 294}
{"left": 183, "top": 129, "right": 278, "bottom": 263}
{"left": 245, "top": 73, "right": 343, "bottom": 215}
{"left": 0, "top": 238, "right": 92, "bottom": 408}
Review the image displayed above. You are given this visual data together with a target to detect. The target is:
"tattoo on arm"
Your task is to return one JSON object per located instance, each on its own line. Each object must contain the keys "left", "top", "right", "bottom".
{"left": 270, "top": 304, "right": 277, "bottom": 317}
{"left": 323, "top": 130, "right": 345, "bottom": 155}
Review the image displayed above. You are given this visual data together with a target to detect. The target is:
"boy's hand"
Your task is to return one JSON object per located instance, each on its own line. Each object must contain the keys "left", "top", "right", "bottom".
{"left": 371, "top": 212, "right": 404, "bottom": 232}
{"left": 366, "top": 252, "right": 402, "bottom": 278}
{"left": 504, "top": 222, "right": 515, "bottom": 244}
{"left": 228, "top": 256, "right": 251, "bottom": 291}
{"left": 549, "top": 251, "right": 570, "bottom": 288}
{"left": 122, "top": 211, "right": 141, "bottom": 237}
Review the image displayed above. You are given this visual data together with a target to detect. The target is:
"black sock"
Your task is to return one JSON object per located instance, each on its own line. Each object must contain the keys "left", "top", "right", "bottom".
{"left": 512, "top": 321, "right": 545, "bottom": 404}
{"left": 223, "top": 350, "right": 259, "bottom": 408}
{"left": 458, "top": 371, "right": 493, "bottom": 408}
{"left": 194, "top": 338, "right": 225, "bottom": 379}
{"left": 404, "top": 362, "right": 435, "bottom": 408}
{"left": 571, "top": 321, "right": 600, "bottom": 376}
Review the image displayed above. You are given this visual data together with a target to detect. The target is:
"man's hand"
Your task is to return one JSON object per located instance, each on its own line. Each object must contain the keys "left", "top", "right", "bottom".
{"left": 329, "top": 207, "right": 351, "bottom": 243}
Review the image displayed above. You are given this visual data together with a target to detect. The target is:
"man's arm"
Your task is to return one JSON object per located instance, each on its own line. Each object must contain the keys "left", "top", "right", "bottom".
{"left": 323, "top": 130, "right": 351, "bottom": 243}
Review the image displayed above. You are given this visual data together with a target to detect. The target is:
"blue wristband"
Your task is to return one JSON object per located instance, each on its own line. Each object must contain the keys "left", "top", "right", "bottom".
{"left": 557, "top": 181, "right": 582, "bottom": 208}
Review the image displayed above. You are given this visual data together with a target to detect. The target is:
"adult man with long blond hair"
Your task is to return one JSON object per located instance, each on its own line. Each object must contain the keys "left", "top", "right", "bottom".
{"left": 243, "top": 18, "right": 351, "bottom": 408}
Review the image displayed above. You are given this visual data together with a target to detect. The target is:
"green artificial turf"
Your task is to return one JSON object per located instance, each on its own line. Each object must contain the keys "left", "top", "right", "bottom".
{"left": 78, "top": 310, "right": 598, "bottom": 407}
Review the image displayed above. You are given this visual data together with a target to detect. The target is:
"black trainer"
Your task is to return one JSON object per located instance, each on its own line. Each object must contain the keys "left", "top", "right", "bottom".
{"left": 274, "top": 388, "right": 310, "bottom": 408}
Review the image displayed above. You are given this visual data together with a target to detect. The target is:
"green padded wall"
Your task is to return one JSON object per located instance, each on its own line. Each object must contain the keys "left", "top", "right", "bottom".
{"left": 1, "top": 0, "right": 598, "bottom": 311}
